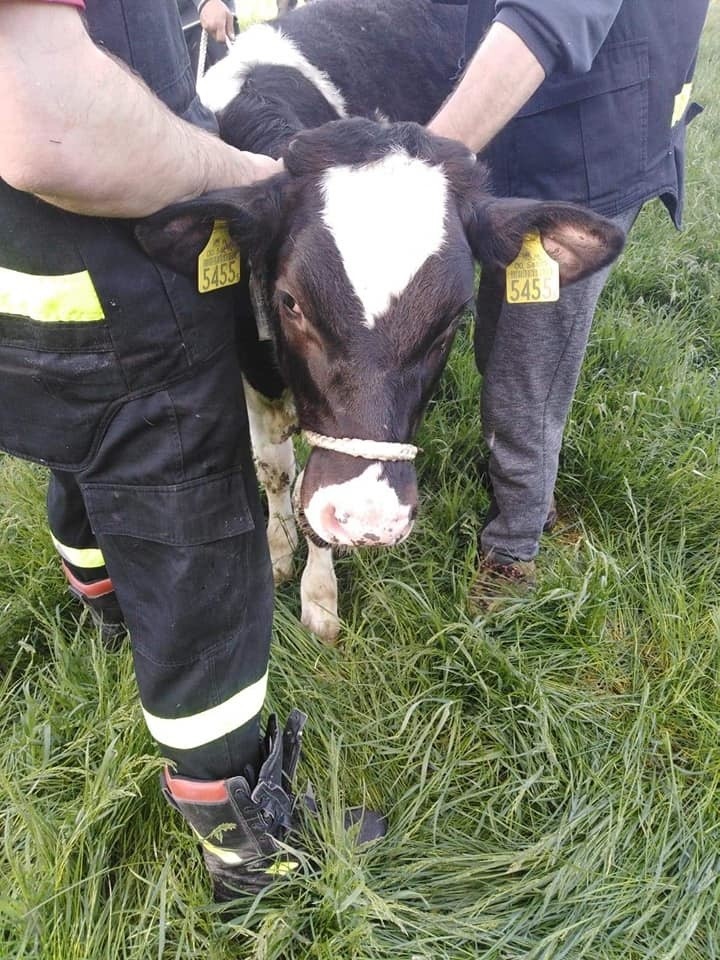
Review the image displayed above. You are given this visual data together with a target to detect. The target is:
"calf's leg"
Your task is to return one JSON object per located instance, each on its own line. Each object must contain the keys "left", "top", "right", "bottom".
{"left": 243, "top": 379, "right": 298, "bottom": 584}
{"left": 293, "top": 468, "right": 340, "bottom": 643}
{"left": 300, "top": 538, "right": 340, "bottom": 644}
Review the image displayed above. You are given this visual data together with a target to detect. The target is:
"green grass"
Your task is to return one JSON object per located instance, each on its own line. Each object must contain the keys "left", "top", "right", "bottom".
{"left": 235, "top": 0, "right": 285, "bottom": 30}
{"left": 2, "top": 5, "right": 720, "bottom": 958}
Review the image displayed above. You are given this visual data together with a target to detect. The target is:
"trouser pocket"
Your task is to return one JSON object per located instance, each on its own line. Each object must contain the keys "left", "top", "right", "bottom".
{"left": 83, "top": 470, "right": 274, "bottom": 780}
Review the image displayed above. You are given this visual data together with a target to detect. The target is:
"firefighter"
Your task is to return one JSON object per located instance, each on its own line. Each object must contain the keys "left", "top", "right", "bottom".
{"left": 0, "top": 0, "right": 383, "bottom": 900}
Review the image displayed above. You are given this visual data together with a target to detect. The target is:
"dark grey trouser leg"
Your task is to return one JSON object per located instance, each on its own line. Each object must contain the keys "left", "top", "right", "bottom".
{"left": 475, "top": 206, "right": 639, "bottom": 564}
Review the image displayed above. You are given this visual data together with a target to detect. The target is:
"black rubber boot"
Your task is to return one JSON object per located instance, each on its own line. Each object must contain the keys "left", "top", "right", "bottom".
{"left": 162, "top": 711, "right": 387, "bottom": 900}
{"left": 62, "top": 561, "right": 127, "bottom": 644}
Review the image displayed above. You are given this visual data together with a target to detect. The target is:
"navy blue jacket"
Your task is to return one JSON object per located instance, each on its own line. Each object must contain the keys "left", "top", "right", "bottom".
{"left": 437, "top": 0, "right": 710, "bottom": 225}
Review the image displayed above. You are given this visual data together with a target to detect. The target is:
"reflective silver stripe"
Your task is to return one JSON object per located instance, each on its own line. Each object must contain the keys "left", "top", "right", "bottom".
{"left": 142, "top": 671, "right": 268, "bottom": 750}
{"left": 51, "top": 535, "right": 106, "bottom": 570}
{"left": 0, "top": 266, "right": 104, "bottom": 323}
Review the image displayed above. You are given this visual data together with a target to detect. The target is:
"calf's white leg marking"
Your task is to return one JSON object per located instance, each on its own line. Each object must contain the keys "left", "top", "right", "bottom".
{"left": 243, "top": 408, "right": 340, "bottom": 642}
{"left": 300, "top": 539, "right": 339, "bottom": 644}
{"left": 321, "top": 150, "right": 448, "bottom": 328}
{"left": 243, "top": 380, "right": 298, "bottom": 584}
{"left": 293, "top": 468, "right": 340, "bottom": 642}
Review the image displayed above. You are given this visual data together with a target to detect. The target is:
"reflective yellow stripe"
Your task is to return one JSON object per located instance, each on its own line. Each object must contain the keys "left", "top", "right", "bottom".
{"left": 143, "top": 671, "right": 268, "bottom": 750}
{"left": 51, "top": 535, "right": 106, "bottom": 570}
{"left": 198, "top": 833, "right": 245, "bottom": 866}
{"left": 265, "top": 860, "right": 299, "bottom": 876}
{"left": 672, "top": 83, "right": 693, "bottom": 126}
{"left": 0, "top": 266, "right": 104, "bottom": 323}
{"left": 197, "top": 830, "right": 299, "bottom": 875}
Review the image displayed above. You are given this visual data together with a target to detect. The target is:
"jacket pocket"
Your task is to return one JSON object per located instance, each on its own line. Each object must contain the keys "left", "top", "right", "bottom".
{"left": 509, "top": 40, "right": 649, "bottom": 208}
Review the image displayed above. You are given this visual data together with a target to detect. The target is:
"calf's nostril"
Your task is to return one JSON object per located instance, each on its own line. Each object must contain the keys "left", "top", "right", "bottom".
{"left": 318, "top": 503, "right": 351, "bottom": 543}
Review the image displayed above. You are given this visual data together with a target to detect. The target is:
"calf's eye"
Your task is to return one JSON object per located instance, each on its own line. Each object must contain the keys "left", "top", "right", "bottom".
{"left": 280, "top": 291, "right": 302, "bottom": 318}
{"left": 277, "top": 288, "right": 320, "bottom": 346}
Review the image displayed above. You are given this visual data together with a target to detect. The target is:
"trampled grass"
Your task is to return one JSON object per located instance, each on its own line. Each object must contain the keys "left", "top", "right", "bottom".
{"left": 1, "top": 5, "right": 720, "bottom": 958}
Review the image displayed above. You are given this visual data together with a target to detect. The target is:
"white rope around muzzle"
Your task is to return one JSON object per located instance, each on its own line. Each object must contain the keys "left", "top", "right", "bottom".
{"left": 196, "top": 26, "right": 209, "bottom": 88}
{"left": 195, "top": 27, "right": 234, "bottom": 89}
{"left": 302, "top": 430, "right": 419, "bottom": 462}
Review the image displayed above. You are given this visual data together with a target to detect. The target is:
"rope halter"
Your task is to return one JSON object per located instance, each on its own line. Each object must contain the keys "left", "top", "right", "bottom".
{"left": 196, "top": 27, "right": 209, "bottom": 89}
{"left": 302, "top": 430, "right": 419, "bottom": 463}
{"left": 195, "top": 29, "right": 234, "bottom": 90}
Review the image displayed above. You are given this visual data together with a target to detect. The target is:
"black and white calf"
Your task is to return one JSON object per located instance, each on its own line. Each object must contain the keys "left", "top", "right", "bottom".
{"left": 138, "top": 2, "right": 625, "bottom": 642}
{"left": 196, "top": 0, "right": 467, "bottom": 641}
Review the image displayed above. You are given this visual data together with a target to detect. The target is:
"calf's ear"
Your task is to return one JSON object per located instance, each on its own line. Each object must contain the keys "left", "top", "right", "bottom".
{"left": 465, "top": 198, "right": 626, "bottom": 285}
{"left": 134, "top": 177, "right": 287, "bottom": 276}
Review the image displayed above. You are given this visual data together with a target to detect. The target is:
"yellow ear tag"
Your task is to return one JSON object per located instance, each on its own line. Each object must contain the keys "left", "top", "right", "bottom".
{"left": 197, "top": 220, "right": 241, "bottom": 293}
{"left": 505, "top": 228, "right": 560, "bottom": 304}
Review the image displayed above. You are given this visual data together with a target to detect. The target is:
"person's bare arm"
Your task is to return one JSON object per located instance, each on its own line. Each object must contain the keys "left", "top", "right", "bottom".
{"left": 427, "top": 22, "right": 545, "bottom": 154}
{"left": 0, "top": 1, "right": 279, "bottom": 217}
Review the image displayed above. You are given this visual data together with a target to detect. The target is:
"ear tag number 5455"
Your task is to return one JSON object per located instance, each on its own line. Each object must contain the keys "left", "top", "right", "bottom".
{"left": 505, "top": 229, "right": 560, "bottom": 304}
{"left": 197, "top": 220, "right": 241, "bottom": 293}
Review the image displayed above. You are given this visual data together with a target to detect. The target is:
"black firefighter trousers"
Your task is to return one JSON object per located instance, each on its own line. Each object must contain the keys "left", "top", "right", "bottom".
{"left": 46, "top": 347, "right": 274, "bottom": 781}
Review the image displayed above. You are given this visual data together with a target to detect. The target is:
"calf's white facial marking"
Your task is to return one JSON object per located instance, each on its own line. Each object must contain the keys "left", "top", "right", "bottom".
{"left": 198, "top": 23, "right": 348, "bottom": 117}
{"left": 321, "top": 150, "right": 448, "bottom": 329}
{"left": 305, "top": 462, "right": 413, "bottom": 547}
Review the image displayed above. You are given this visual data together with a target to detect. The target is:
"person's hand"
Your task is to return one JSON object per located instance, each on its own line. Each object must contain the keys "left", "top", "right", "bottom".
{"left": 241, "top": 153, "right": 284, "bottom": 183}
{"left": 199, "top": 0, "right": 235, "bottom": 44}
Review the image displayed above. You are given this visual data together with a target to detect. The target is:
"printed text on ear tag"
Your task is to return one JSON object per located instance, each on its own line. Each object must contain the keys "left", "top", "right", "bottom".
{"left": 505, "top": 228, "right": 560, "bottom": 304}
{"left": 197, "top": 220, "right": 241, "bottom": 293}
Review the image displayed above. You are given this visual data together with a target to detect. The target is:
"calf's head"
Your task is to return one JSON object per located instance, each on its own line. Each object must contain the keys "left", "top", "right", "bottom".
{"left": 136, "top": 118, "right": 624, "bottom": 549}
